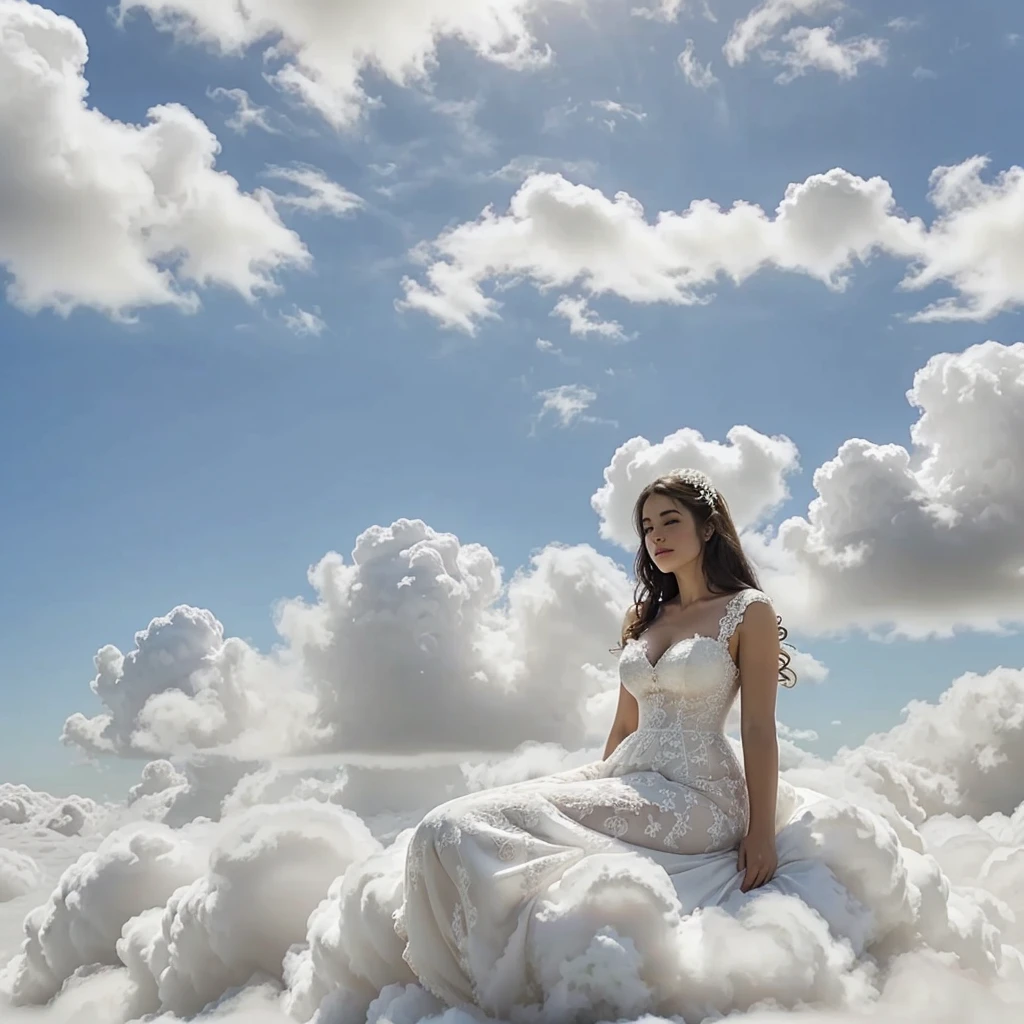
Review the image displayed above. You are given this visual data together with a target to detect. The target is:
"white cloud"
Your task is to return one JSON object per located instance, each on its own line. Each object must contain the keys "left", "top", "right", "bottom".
{"left": 462, "top": 742, "right": 599, "bottom": 792}
{"left": 631, "top": 0, "right": 687, "bottom": 20}
{"left": 864, "top": 666, "right": 1024, "bottom": 821}
{"left": 552, "top": 295, "right": 627, "bottom": 339}
{"left": 787, "top": 648, "right": 829, "bottom": 683}
{"left": 723, "top": 1, "right": 887, "bottom": 85}
{"left": 266, "top": 165, "right": 364, "bottom": 217}
{"left": 757, "top": 341, "right": 1024, "bottom": 638}
{"left": 0, "top": 1, "right": 310, "bottom": 321}
{"left": 590, "top": 99, "right": 647, "bottom": 131}
{"left": 903, "top": 158, "right": 1024, "bottom": 322}
{"left": 398, "top": 168, "right": 922, "bottom": 332}
{"left": 724, "top": 0, "right": 842, "bottom": 66}
{"left": 0, "top": 784, "right": 102, "bottom": 838}
{"left": 4, "top": 823, "right": 206, "bottom": 1005}
{"left": 127, "top": 760, "right": 187, "bottom": 805}
{"left": 401, "top": 158, "right": 1024, "bottom": 332}
{"left": 60, "top": 605, "right": 324, "bottom": 760}
{"left": 118, "top": 0, "right": 586, "bottom": 129}
{"left": 632, "top": 0, "right": 717, "bottom": 21}
{"left": 152, "top": 755, "right": 263, "bottom": 829}
{"left": 60, "top": 525, "right": 632, "bottom": 764}
{"left": 281, "top": 306, "right": 327, "bottom": 336}
{"left": 592, "top": 424, "right": 801, "bottom": 549}
{"left": 123, "top": 803, "right": 379, "bottom": 1015}
{"left": 536, "top": 383, "right": 599, "bottom": 427}
{"left": 777, "top": 723, "right": 819, "bottom": 742}
{"left": 678, "top": 39, "right": 720, "bottom": 88}
{"left": 768, "top": 26, "right": 888, "bottom": 83}
{"left": 489, "top": 155, "right": 599, "bottom": 183}
{"left": 0, "top": 850, "right": 42, "bottom": 903}
{"left": 283, "top": 836, "right": 417, "bottom": 1021}
{"left": 208, "top": 86, "right": 277, "bottom": 134}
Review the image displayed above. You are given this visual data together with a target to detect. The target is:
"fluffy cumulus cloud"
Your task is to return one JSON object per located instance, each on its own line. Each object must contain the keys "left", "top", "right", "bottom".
{"left": 0, "top": 1, "right": 310, "bottom": 320}
{"left": 0, "top": 850, "right": 42, "bottom": 903}
{"left": 127, "top": 761, "right": 187, "bottom": 806}
{"left": 60, "top": 522, "right": 631, "bottom": 764}
{"left": 121, "top": 803, "right": 378, "bottom": 1015}
{"left": 864, "top": 665, "right": 1024, "bottom": 820}
{"left": 923, "top": 802, "right": 1024, "bottom": 948}
{"left": 758, "top": 341, "right": 1024, "bottom": 637}
{"left": 275, "top": 522, "right": 630, "bottom": 755}
{"left": 60, "top": 605, "right": 322, "bottom": 760}
{"left": 400, "top": 159, "right": 1024, "bottom": 333}
{"left": 0, "top": 784, "right": 102, "bottom": 838}
{"left": 904, "top": 158, "right": 1024, "bottom": 322}
{"left": 592, "top": 424, "right": 801, "bottom": 548}
{"left": 4, "top": 823, "right": 207, "bottom": 1005}
{"left": 118, "top": 0, "right": 586, "bottom": 129}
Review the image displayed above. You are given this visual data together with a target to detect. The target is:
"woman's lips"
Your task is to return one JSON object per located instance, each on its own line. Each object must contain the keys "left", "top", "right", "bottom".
{"left": 654, "top": 548, "right": 673, "bottom": 556}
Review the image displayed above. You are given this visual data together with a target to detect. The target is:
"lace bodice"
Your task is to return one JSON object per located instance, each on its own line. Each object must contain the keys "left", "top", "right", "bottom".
{"left": 610, "top": 589, "right": 771, "bottom": 783}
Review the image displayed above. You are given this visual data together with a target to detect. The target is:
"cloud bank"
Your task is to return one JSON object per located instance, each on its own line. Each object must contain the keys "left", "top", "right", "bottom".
{"left": 400, "top": 160, "right": 1024, "bottom": 332}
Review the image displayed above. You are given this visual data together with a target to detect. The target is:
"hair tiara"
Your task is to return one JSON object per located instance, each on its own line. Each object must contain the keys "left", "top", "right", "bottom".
{"left": 669, "top": 468, "right": 717, "bottom": 509}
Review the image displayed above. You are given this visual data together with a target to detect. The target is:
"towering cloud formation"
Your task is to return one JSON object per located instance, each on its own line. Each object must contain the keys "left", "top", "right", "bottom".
{"left": 762, "top": 341, "right": 1024, "bottom": 637}
{"left": 61, "top": 530, "right": 630, "bottom": 762}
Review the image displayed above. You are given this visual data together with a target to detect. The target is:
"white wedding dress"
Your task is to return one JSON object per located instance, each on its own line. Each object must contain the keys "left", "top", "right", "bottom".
{"left": 393, "top": 589, "right": 986, "bottom": 1016}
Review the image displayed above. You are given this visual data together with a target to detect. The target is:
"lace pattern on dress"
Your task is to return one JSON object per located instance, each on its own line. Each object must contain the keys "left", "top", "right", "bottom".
{"left": 717, "top": 587, "right": 771, "bottom": 646}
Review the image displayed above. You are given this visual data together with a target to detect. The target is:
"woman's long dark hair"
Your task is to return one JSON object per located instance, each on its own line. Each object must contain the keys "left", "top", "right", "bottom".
{"left": 619, "top": 473, "right": 796, "bottom": 687}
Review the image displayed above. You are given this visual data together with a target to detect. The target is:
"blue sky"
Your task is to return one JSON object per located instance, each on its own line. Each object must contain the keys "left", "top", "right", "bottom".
{"left": 2, "top": 0, "right": 1024, "bottom": 798}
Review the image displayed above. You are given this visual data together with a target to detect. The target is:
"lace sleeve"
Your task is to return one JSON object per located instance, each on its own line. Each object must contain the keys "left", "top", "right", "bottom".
{"left": 716, "top": 589, "right": 772, "bottom": 644}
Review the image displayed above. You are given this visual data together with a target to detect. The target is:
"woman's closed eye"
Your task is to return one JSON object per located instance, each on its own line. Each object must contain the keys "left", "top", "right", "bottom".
{"left": 644, "top": 519, "right": 679, "bottom": 534}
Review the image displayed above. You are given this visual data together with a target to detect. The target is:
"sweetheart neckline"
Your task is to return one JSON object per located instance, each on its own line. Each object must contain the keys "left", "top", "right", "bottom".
{"left": 628, "top": 633, "right": 735, "bottom": 672}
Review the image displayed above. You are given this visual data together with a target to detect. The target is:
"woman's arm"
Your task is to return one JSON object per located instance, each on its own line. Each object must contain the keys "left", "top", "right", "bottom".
{"left": 603, "top": 683, "right": 639, "bottom": 758}
{"left": 604, "top": 607, "right": 640, "bottom": 758}
{"left": 736, "top": 598, "right": 782, "bottom": 890}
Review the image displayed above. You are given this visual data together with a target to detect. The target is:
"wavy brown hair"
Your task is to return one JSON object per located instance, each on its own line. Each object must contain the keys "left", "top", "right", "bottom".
{"left": 619, "top": 473, "right": 796, "bottom": 687}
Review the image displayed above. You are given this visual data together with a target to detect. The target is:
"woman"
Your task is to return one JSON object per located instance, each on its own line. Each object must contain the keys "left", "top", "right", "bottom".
{"left": 392, "top": 471, "right": 959, "bottom": 1017}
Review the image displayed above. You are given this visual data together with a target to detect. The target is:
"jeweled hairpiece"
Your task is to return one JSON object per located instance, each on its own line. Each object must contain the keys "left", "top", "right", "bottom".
{"left": 670, "top": 468, "right": 717, "bottom": 509}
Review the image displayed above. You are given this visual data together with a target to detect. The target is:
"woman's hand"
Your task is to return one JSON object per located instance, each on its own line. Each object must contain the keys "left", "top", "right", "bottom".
{"left": 737, "top": 828, "right": 778, "bottom": 892}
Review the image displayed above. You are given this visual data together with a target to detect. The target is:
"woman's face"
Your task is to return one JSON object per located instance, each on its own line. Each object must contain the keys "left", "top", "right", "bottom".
{"left": 641, "top": 493, "right": 704, "bottom": 572}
